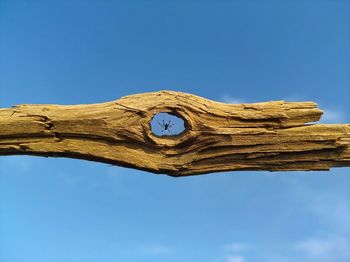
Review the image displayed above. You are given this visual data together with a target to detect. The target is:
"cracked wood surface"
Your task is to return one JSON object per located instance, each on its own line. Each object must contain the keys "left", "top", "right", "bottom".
{"left": 0, "top": 90, "right": 349, "bottom": 176}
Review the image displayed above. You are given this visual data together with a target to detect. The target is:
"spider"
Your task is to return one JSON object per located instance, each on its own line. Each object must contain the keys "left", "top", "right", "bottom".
{"left": 158, "top": 119, "right": 174, "bottom": 134}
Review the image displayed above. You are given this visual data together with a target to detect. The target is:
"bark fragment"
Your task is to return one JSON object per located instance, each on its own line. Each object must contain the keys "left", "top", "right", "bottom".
{"left": 0, "top": 90, "right": 349, "bottom": 176}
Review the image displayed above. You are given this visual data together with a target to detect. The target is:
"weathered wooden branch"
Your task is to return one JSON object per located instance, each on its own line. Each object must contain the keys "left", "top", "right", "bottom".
{"left": 0, "top": 90, "right": 349, "bottom": 176}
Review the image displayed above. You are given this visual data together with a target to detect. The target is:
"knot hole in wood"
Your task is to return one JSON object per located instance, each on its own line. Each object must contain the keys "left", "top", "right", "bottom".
{"left": 150, "top": 112, "right": 186, "bottom": 137}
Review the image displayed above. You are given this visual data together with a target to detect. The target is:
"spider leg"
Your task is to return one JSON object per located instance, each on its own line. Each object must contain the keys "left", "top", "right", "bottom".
{"left": 157, "top": 120, "right": 164, "bottom": 128}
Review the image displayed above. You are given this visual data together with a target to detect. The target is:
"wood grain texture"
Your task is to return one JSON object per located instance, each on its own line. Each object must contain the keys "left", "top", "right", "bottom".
{"left": 0, "top": 90, "right": 349, "bottom": 176}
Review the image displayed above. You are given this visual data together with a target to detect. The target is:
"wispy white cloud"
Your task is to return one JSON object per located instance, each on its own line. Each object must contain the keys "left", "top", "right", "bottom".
{"left": 223, "top": 242, "right": 247, "bottom": 262}
{"left": 283, "top": 95, "right": 347, "bottom": 123}
{"left": 226, "top": 254, "right": 245, "bottom": 262}
{"left": 220, "top": 94, "right": 348, "bottom": 124}
{"left": 319, "top": 108, "right": 346, "bottom": 123}
{"left": 224, "top": 187, "right": 350, "bottom": 262}
{"left": 282, "top": 95, "right": 306, "bottom": 102}
{"left": 224, "top": 242, "right": 248, "bottom": 252}
{"left": 221, "top": 95, "right": 245, "bottom": 104}
{"left": 139, "top": 244, "right": 174, "bottom": 256}
{"left": 295, "top": 235, "right": 350, "bottom": 262}
{"left": 280, "top": 187, "right": 350, "bottom": 262}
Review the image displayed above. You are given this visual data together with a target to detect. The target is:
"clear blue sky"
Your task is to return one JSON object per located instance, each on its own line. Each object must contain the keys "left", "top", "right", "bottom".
{"left": 1, "top": 0, "right": 350, "bottom": 261}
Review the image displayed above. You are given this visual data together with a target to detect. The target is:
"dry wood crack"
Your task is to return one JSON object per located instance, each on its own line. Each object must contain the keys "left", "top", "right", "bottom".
{"left": 0, "top": 90, "right": 349, "bottom": 176}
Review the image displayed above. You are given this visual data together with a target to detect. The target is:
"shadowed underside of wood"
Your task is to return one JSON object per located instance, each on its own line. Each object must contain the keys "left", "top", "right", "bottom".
{"left": 0, "top": 90, "right": 349, "bottom": 176}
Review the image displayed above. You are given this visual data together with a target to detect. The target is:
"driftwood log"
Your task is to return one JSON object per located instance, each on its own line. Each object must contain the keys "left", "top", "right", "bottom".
{"left": 0, "top": 90, "right": 349, "bottom": 176}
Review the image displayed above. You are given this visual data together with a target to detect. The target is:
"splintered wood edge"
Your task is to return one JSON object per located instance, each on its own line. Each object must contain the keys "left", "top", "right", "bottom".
{"left": 0, "top": 90, "right": 349, "bottom": 176}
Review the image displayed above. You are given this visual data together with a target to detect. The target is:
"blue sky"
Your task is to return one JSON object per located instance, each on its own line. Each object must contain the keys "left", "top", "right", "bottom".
{"left": 1, "top": 0, "right": 350, "bottom": 261}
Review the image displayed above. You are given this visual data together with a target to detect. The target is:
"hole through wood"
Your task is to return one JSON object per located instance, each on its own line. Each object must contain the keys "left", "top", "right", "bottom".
{"left": 150, "top": 112, "right": 186, "bottom": 136}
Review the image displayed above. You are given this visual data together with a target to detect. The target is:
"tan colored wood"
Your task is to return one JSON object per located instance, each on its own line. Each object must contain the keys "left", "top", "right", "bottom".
{"left": 0, "top": 90, "right": 349, "bottom": 176}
